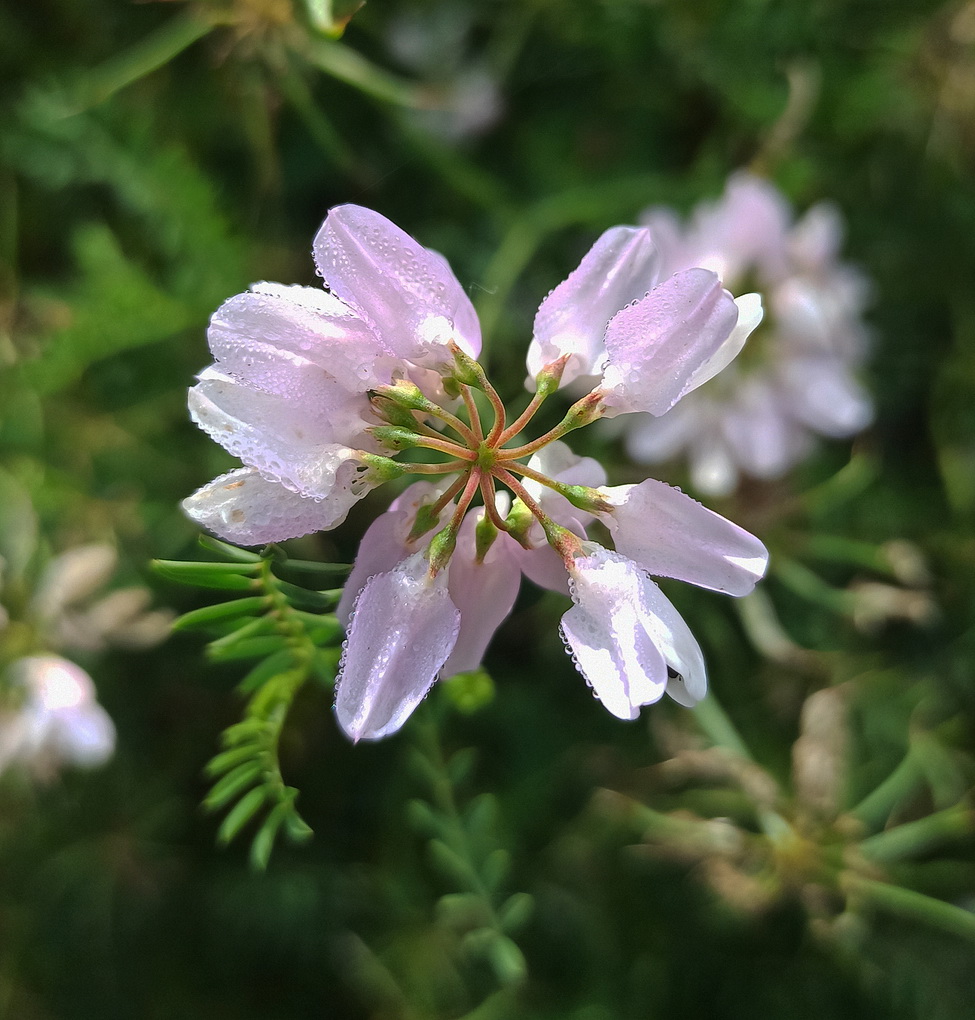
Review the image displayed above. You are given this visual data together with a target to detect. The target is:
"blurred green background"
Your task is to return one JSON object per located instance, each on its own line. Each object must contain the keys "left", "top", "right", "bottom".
{"left": 3, "top": 0, "right": 975, "bottom": 1017}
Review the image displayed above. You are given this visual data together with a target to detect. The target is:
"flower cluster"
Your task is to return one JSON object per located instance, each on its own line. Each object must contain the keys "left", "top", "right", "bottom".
{"left": 624, "top": 173, "right": 874, "bottom": 496}
{"left": 183, "top": 206, "right": 769, "bottom": 741}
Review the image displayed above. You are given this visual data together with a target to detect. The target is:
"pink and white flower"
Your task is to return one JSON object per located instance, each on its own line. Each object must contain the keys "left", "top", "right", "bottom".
{"left": 184, "top": 205, "right": 769, "bottom": 742}
{"left": 623, "top": 172, "right": 874, "bottom": 496}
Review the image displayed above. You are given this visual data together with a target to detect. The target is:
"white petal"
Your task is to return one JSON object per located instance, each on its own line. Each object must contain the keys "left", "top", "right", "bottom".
{"left": 526, "top": 226, "right": 659, "bottom": 387}
{"left": 209, "top": 283, "right": 392, "bottom": 392}
{"left": 182, "top": 467, "right": 366, "bottom": 545}
{"left": 561, "top": 549, "right": 673, "bottom": 720}
{"left": 683, "top": 292, "right": 764, "bottom": 393}
{"left": 601, "top": 270, "right": 739, "bottom": 417}
{"left": 603, "top": 480, "right": 768, "bottom": 596}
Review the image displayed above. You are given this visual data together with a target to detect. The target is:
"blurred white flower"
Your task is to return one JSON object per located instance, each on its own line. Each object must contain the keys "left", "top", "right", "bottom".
{"left": 32, "top": 543, "right": 174, "bottom": 653}
{"left": 386, "top": 3, "right": 502, "bottom": 141}
{"left": 624, "top": 173, "right": 874, "bottom": 496}
{"left": 0, "top": 655, "right": 115, "bottom": 779}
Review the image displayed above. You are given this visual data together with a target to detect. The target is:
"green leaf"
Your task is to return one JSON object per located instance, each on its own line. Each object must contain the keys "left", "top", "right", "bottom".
{"left": 464, "top": 793, "right": 498, "bottom": 839}
{"left": 486, "top": 934, "right": 527, "bottom": 986}
{"left": 205, "top": 743, "right": 262, "bottom": 778}
{"left": 0, "top": 468, "right": 38, "bottom": 580}
{"left": 249, "top": 799, "right": 293, "bottom": 870}
{"left": 217, "top": 785, "right": 270, "bottom": 845}
{"left": 198, "top": 536, "right": 263, "bottom": 562}
{"left": 428, "top": 839, "right": 480, "bottom": 892}
{"left": 172, "top": 596, "right": 268, "bottom": 631}
{"left": 207, "top": 636, "right": 286, "bottom": 663}
{"left": 481, "top": 849, "right": 510, "bottom": 893}
{"left": 205, "top": 616, "right": 276, "bottom": 654}
{"left": 204, "top": 761, "right": 263, "bottom": 810}
{"left": 498, "top": 893, "right": 534, "bottom": 935}
{"left": 237, "top": 649, "right": 296, "bottom": 695}
{"left": 152, "top": 559, "right": 258, "bottom": 589}
{"left": 283, "top": 808, "right": 314, "bottom": 844}
{"left": 274, "top": 579, "right": 341, "bottom": 612}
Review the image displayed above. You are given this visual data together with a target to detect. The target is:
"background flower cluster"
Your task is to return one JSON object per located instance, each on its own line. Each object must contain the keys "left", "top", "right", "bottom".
{"left": 2, "top": 0, "right": 975, "bottom": 1018}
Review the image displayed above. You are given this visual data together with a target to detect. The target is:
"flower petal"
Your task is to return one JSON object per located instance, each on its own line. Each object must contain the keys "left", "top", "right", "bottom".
{"left": 208, "top": 283, "right": 392, "bottom": 392}
{"left": 441, "top": 516, "right": 523, "bottom": 677}
{"left": 561, "top": 549, "right": 670, "bottom": 720}
{"left": 188, "top": 369, "right": 372, "bottom": 497}
{"left": 683, "top": 292, "right": 763, "bottom": 394}
{"left": 182, "top": 467, "right": 365, "bottom": 544}
{"left": 603, "top": 479, "right": 768, "bottom": 596}
{"left": 335, "top": 553, "right": 461, "bottom": 742}
{"left": 313, "top": 205, "right": 481, "bottom": 364}
{"left": 526, "top": 226, "right": 659, "bottom": 387}
{"left": 600, "top": 269, "right": 739, "bottom": 416}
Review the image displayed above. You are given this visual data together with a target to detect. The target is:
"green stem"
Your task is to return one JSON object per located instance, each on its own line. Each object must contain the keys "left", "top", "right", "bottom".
{"left": 849, "top": 750, "right": 922, "bottom": 831}
{"left": 858, "top": 803, "right": 974, "bottom": 863}
{"left": 845, "top": 875, "right": 975, "bottom": 940}
{"left": 72, "top": 12, "right": 214, "bottom": 112}
{"left": 301, "top": 37, "right": 428, "bottom": 108}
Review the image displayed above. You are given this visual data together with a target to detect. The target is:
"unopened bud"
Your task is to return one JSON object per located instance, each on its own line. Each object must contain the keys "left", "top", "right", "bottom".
{"left": 371, "top": 395, "right": 422, "bottom": 429}
{"left": 407, "top": 502, "right": 442, "bottom": 544}
{"left": 428, "top": 526, "right": 457, "bottom": 574}
{"left": 449, "top": 342, "right": 485, "bottom": 388}
{"left": 357, "top": 452, "right": 411, "bottom": 482}
{"left": 475, "top": 512, "right": 499, "bottom": 563}
{"left": 556, "top": 483, "right": 613, "bottom": 515}
{"left": 562, "top": 390, "right": 606, "bottom": 431}
{"left": 370, "top": 425, "right": 427, "bottom": 452}
{"left": 533, "top": 355, "right": 570, "bottom": 398}
{"left": 503, "top": 499, "right": 535, "bottom": 548}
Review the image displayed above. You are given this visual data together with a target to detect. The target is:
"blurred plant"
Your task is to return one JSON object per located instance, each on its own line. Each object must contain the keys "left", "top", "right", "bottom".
{"left": 623, "top": 173, "right": 874, "bottom": 497}
{"left": 587, "top": 686, "right": 975, "bottom": 949}
{"left": 153, "top": 536, "right": 348, "bottom": 868}
{"left": 0, "top": 472, "right": 170, "bottom": 782}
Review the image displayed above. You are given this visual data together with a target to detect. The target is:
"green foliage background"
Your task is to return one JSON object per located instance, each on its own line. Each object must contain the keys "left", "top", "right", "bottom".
{"left": 3, "top": 0, "right": 975, "bottom": 1017}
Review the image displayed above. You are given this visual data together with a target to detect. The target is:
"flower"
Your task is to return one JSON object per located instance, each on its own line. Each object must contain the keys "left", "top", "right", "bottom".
{"left": 184, "top": 205, "right": 768, "bottom": 741}
{"left": 0, "top": 655, "right": 116, "bottom": 779}
{"left": 623, "top": 172, "right": 874, "bottom": 496}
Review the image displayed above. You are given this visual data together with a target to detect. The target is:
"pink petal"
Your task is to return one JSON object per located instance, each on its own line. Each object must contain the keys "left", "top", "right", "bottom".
{"left": 603, "top": 480, "right": 768, "bottom": 596}
{"left": 209, "top": 283, "right": 393, "bottom": 393}
{"left": 441, "top": 515, "right": 523, "bottom": 677}
{"left": 334, "top": 553, "right": 461, "bottom": 742}
{"left": 601, "top": 269, "right": 739, "bottom": 416}
{"left": 313, "top": 205, "right": 481, "bottom": 365}
{"left": 182, "top": 467, "right": 364, "bottom": 544}
{"left": 526, "top": 226, "right": 659, "bottom": 387}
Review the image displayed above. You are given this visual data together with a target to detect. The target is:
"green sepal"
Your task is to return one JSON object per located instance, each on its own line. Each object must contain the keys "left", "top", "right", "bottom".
{"left": 171, "top": 596, "right": 268, "bottom": 632}
{"left": 217, "top": 785, "right": 269, "bottom": 845}
{"left": 428, "top": 526, "right": 456, "bottom": 573}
